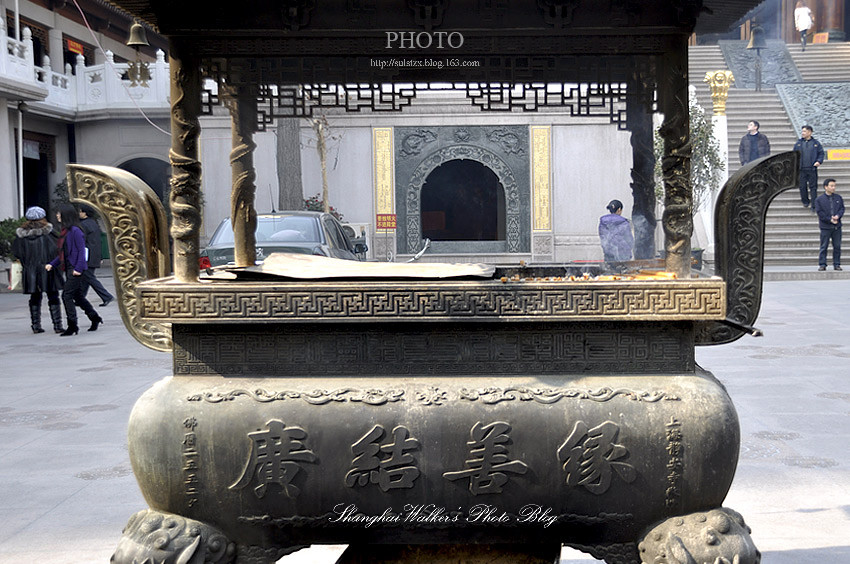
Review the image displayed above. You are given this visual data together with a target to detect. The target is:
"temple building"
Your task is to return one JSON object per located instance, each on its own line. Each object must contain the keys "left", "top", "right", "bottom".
{"left": 1, "top": 0, "right": 848, "bottom": 264}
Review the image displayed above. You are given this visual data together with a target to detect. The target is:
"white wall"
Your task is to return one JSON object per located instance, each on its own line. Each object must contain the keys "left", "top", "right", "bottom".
{"left": 552, "top": 123, "right": 634, "bottom": 261}
{"left": 299, "top": 124, "right": 375, "bottom": 226}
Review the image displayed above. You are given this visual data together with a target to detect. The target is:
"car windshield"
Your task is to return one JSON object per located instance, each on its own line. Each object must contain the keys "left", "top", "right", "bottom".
{"left": 210, "top": 216, "right": 321, "bottom": 245}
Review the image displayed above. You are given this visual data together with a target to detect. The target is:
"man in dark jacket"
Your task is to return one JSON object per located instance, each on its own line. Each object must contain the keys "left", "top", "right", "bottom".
{"left": 78, "top": 205, "right": 114, "bottom": 306}
{"left": 814, "top": 178, "right": 844, "bottom": 271}
{"left": 793, "top": 125, "right": 825, "bottom": 210}
{"left": 738, "top": 120, "right": 770, "bottom": 166}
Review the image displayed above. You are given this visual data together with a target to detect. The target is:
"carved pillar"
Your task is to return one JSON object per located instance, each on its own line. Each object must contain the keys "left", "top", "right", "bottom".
{"left": 168, "top": 40, "right": 202, "bottom": 282}
{"left": 658, "top": 37, "right": 692, "bottom": 278}
{"left": 223, "top": 84, "right": 258, "bottom": 267}
{"left": 819, "top": 0, "right": 845, "bottom": 41}
{"left": 627, "top": 72, "right": 656, "bottom": 260}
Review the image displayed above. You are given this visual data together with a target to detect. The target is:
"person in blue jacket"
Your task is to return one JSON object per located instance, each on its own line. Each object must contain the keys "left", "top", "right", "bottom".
{"left": 598, "top": 199, "right": 634, "bottom": 262}
{"left": 814, "top": 178, "right": 844, "bottom": 271}
{"left": 793, "top": 125, "right": 825, "bottom": 210}
{"left": 45, "top": 203, "right": 103, "bottom": 335}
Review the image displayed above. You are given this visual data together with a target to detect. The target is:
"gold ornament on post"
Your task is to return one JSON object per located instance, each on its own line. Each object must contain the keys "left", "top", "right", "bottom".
{"left": 703, "top": 70, "right": 735, "bottom": 115}
{"left": 126, "top": 21, "right": 151, "bottom": 87}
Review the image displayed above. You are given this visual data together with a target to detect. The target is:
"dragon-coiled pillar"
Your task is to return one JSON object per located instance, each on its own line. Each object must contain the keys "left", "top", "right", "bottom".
{"left": 169, "top": 40, "right": 202, "bottom": 282}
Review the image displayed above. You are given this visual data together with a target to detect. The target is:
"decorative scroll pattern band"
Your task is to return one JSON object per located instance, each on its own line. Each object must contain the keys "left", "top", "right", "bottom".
{"left": 188, "top": 388, "right": 405, "bottom": 405}
{"left": 186, "top": 387, "right": 677, "bottom": 406}
{"left": 141, "top": 283, "right": 725, "bottom": 322}
{"left": 458, "top": 387, "right": 680, "bottom": 404}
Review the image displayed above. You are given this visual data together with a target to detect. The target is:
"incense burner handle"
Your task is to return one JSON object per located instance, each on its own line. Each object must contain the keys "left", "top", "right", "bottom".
{"left": 67, "top": 164, "right": 173, "bottom": 352}
{"left": 695, "top": 151, "right": 799, "bottom": 346}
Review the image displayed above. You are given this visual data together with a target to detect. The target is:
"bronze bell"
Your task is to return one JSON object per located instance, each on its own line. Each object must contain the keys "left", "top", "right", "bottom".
{"left": 127, "top": 22, "right": 149, "bottom": 48}
{"left": 746, "top": 25, "right": 767, "bottom": 50}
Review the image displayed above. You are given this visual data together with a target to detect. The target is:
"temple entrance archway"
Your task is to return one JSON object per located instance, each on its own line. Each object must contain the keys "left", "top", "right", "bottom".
{"left": 421, "top": 159, "right": 506, "bottom": 242}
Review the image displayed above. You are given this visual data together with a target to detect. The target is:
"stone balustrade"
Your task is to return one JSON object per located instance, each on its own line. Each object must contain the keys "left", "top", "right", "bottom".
{"left": 0, "top": 24, "right": 170, "bottom": 113}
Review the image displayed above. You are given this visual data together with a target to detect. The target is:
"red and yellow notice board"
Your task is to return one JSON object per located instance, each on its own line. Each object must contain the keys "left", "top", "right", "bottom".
{"left": 828, "top": 149, "right": 850, "bottom": 161}
{"left": 376, "top": 214, "right": 397, "bottom": 230}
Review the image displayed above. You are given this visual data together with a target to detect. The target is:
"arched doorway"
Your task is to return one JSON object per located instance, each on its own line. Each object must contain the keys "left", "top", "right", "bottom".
{"left": 117, "top": 157, "right": 171, "bottom": 203}
{"left": 420, "top": 159, "right": 506, "bottom": 241}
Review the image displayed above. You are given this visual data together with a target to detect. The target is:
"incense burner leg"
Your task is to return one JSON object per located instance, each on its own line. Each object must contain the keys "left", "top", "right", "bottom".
{"left": 111, "top": 509, "right": 236, "bottom": 564}
{"left": 637, "top": 507, "right": 760, "bottom": 564}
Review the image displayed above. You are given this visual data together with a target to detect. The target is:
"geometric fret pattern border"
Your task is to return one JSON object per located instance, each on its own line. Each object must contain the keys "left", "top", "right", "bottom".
{"left": 139, "top": 279, "right": 726, "bottom": 322}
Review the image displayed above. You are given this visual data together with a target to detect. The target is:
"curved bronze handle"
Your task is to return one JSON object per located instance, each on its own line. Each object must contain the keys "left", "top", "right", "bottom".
{"left": 67, "top": 164, "right": 173, "bottom": 352}
{"left": 695, "top": 151, "right": 800, "bottom": 346}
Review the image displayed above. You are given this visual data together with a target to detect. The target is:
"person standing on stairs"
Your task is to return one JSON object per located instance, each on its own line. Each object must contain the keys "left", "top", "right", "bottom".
{"left": 794, "top": 1, "right": 814, "bottom": 51}
{"left": 793, "top": 125, "right": 825, "bottom": 211}
{"left": 814, "top": 178, "right": 843, "bottom": 272}
{"left": 739, "top": 120, "right": 770, "bottom": 166}
{"left": 45, "top": 204, "right": 104, "bottom": 336}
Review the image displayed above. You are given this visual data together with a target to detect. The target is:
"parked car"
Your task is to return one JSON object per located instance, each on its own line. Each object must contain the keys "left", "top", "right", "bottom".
{"left": 199, "top": 211, "right": 368, "bottom": 268}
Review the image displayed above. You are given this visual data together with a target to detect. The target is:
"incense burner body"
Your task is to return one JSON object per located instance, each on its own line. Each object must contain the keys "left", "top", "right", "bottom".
{"left": 110, "top": 277, "right": 754, "bottom": 564}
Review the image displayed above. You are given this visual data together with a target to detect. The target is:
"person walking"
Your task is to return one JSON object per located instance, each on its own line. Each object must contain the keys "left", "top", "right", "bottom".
{"left": 792, "top": 125, "right": 825, "bottom": 210}
{"left": 45, "top": 203, "right": 103, "bottom": 336}
{"left": 598, "top": 199, "right": 634, "bottom": 262}
{"left": 794, "top": 1, "right": 814, "bottom": 51}
{"left": 11, "top": 206, "right": 65, "bottom": 334}
{"left": 814, "top": 178, "right": 843, "bottom": 271}
{"left": 738, "top": 120, "right": 770, "bottom": 166}
{"left": 78, "top": 205, "right": 114, "bottom": 307}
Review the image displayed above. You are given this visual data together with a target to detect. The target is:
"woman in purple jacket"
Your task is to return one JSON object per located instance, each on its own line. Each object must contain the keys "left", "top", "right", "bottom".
{"left": 598, "top": 199, "right": 635, "bottom": 262}
{"left": 45, "top": 204, "right": 103, "bottom": 336}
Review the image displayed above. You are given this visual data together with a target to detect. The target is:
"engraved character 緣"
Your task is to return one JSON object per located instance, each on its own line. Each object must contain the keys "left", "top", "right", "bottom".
{"left": 557, "top": 420, "right": 636, "bottom": 494}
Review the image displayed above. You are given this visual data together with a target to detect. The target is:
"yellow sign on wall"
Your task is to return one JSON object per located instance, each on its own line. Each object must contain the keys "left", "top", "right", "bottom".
{"left": 828, "top": 149, "right": 850, "bottom": 161}
{"left": 372, "top": 128, "right": 395, "bottom": 233}
{"left": 531, "top": 125, "right": 552, "bottom": 232}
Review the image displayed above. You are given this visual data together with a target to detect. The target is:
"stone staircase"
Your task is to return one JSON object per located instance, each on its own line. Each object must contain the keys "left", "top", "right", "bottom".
{"left": 689, "top": 43, "right": 850, "bottom": 268}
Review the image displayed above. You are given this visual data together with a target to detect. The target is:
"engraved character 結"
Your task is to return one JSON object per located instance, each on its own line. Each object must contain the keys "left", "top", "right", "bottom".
{"left": 557, "top": 420, "right": 636, "bottom": 495}
{"left": 345, "top": 424, "right": 420, "bottom": 491}
{"left": 229, "top": 419, "right": 317, "bottom": 499}
{"left": 443, "top": 421, "right": 528, "bottom": 494}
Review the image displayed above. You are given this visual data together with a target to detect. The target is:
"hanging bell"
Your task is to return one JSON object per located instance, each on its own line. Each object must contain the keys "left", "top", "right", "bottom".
{"left": 127, "top": 22, "right": 149, "bottom": 48}
{"left": 746, "top": 25, "right": 767, "bottom": 51}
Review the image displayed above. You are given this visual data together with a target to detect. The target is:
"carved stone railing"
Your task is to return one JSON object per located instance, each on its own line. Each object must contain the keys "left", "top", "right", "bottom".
{"left": 0, "top": 23, "right": 170, "bottom": 112}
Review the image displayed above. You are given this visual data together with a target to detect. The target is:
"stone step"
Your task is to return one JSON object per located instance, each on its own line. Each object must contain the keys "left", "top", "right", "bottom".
{"left": 690, "top": 42, "right": 850, "bottom": 267}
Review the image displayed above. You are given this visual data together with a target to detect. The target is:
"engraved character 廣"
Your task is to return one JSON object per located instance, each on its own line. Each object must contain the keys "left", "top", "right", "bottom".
{"left": 345, "top": 424, "right": 420, "bottom": 491}
{"left": 443, "top": 421, "right": 528, "bottom": 494}
{"left": 230, "top": 419, "right": 317, "bottom": 498}
{"left": 557, "top": 420, "right": 636, "bottom": 494}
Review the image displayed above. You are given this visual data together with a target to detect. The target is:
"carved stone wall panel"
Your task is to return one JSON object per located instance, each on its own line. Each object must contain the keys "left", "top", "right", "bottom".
{"left": 138, "top": 280, "right": 726, "bottom": 323}
{"left": 394, "top": 125, "right": 530, "bottom": 255}
{"left": 719, "top": 40, "right": 802, "bottom": 90}
{"left": 776, "top": 83, "right": 850, "bottom": 148}
{"left": 172, "top": 322, "right": 694, "bottom": 376}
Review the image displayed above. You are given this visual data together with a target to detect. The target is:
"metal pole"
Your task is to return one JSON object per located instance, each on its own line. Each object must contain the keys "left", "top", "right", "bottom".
{"left": 14, "top": 0, "right": 19, "bottom": 40}
{"left": 17, "top": 104, "right": 24, "bottom": 217}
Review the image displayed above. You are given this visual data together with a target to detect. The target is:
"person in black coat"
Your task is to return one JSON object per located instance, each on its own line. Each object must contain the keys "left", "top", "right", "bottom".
{"left": 78, "top": 205, "right": 114, "bottom": 307}
{"left": 11, "top": 206, "right": 65, "bottom": 333}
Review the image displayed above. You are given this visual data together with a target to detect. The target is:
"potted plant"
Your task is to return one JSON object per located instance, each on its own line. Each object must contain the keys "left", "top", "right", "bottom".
{"left": 0, "top": 216, "right": 25, "bottom": 290}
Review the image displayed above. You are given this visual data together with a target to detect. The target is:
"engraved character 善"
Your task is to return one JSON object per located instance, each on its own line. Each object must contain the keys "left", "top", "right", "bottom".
{"left": 443, "top": 421, "right": 528, "bottom": 494}
{"left": 345, "top": 424, "right": 421, "bottom": 491}
{"left": 230, "top": 419, "right": 317, "bottom": 498}
{"left": 557, "top": 420, "right": 636, "bottom": 494}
